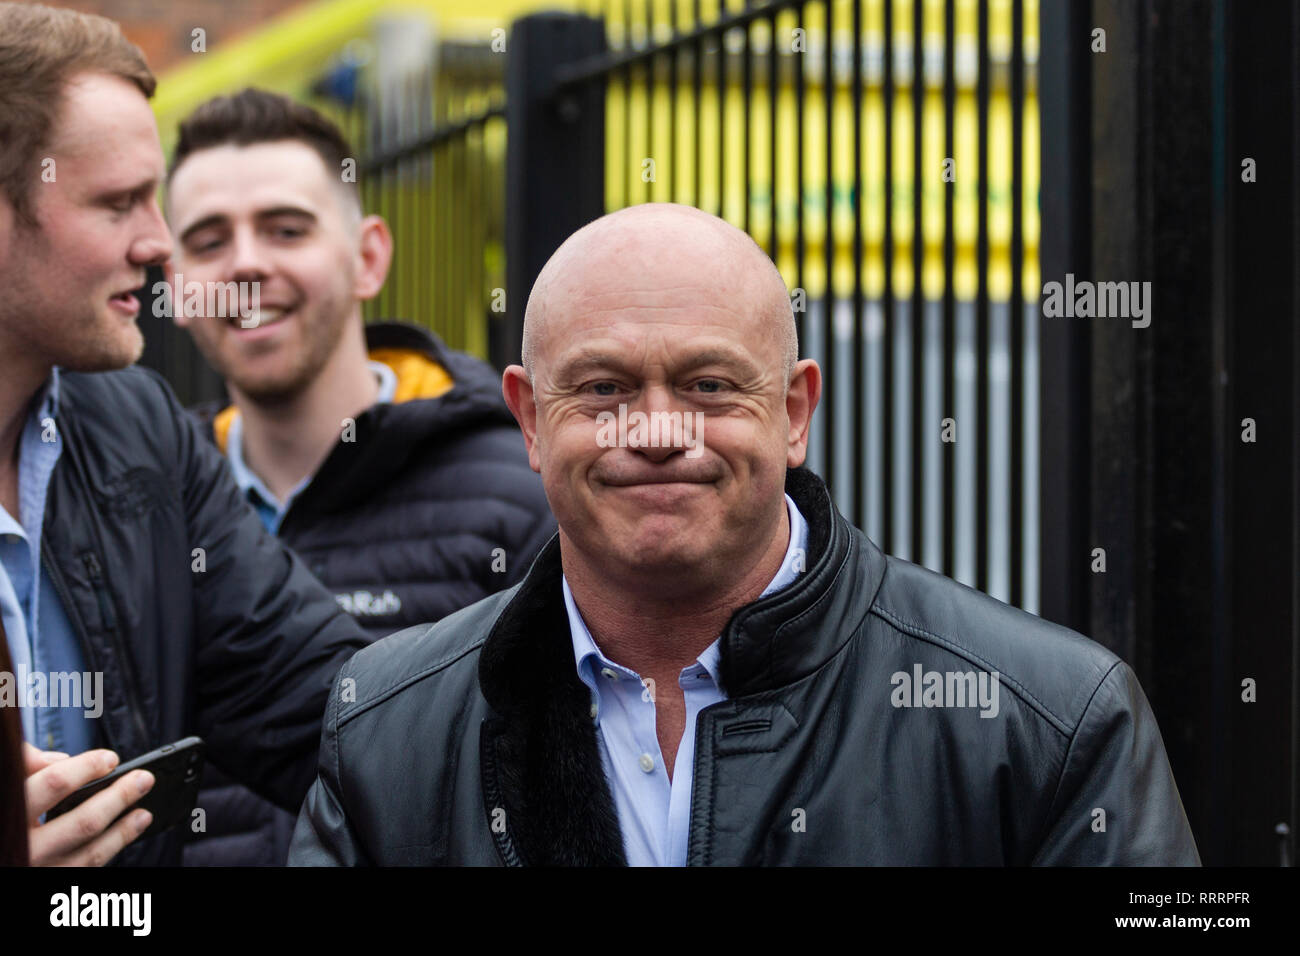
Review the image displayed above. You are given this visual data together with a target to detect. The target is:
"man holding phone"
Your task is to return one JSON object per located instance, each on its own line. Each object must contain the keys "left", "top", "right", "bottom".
{"left": 0, "top": 2, "right": 370, "bottom": 866}
{"left": 21, "top": 746, "right": 156, "bottom": 866}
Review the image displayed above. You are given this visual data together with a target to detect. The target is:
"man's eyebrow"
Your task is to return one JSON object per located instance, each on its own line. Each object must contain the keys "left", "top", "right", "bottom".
{"left": 95, "top": 177, "right": 159, "bottom": 202}
{"left": 178, "top": 206, "right": 317, "bottom": 245}
{"left": 255, "top": 205, "right": 317, "bottom": 222}
{"left": 554, "top": 346, "right": 762, "bottom": 380}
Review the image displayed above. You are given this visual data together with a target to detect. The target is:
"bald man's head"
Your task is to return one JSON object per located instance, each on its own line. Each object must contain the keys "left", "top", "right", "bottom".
{"left": 521, "top": 203, "right": 797, "bottom": 386}
{"left": 500, "top": 201, "right": 822, "bottom": 602}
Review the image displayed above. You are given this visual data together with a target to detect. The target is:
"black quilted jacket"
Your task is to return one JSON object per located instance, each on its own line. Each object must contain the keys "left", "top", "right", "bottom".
{"left": 183, "top": 322, "right": 555, "bottom": 866}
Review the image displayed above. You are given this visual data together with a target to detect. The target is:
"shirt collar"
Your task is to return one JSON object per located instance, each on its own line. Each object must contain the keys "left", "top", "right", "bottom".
{"left": 372, "top": 360, "right": 397, "bottom": 404}
{"left": 225, "top": 360, "right": 396, "bottom": 506}
{"left": 224, "top": 412, "right": 284, "bottom": 509}
{"left": 564, "top": 492, "right": 809, "bottom": 686}
{"left": 34, "top": 367, "right": 60, "bottom": 420}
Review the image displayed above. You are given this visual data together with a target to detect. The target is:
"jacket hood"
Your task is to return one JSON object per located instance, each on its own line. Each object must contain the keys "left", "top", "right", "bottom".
{"left": 211, "top": 321, "right": 518, "bottom": 514}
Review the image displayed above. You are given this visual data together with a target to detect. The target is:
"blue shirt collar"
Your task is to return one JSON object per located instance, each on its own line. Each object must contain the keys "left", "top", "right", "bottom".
{"left": 224, "top": 360, "right": 397, "bottom": 515}
{"left": 35, "top": 366, "right": 60, "bottom": 420}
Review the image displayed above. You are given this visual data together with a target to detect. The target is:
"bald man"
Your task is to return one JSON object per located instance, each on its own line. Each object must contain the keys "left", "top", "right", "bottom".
{"left": 290, "top": 203, "right": 1200, "bottom": 866}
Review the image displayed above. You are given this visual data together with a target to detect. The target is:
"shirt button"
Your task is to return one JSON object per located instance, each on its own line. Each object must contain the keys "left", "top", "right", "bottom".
{"left": 600, "top": 667, "right": 619, "bottom": 681}
{"left": 638, "top": 753, "right": 655, "bottom": 773}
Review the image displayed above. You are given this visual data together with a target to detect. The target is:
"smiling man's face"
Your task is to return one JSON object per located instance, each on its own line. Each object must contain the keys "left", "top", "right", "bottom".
{"left": 0, "top": 71, "right": 171, "bottom": 372}
{"left": 166, "top": 140, "right": 374, "bottom": 403}
{"left": 505, "top": 204, "right": 820, "bottom": 592}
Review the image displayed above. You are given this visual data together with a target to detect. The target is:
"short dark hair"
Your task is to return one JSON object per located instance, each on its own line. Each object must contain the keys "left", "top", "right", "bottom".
{"left": 168, "top": 88, "right": 360, "bottom": 212}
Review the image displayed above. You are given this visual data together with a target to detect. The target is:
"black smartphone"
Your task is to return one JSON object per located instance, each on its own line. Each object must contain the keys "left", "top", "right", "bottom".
{"left": 45, "top": 736, "right": 206, "bottom": 842}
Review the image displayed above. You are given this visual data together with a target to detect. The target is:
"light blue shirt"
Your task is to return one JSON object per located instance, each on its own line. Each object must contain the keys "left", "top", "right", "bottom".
{"left": 563, "top": 492, "right": 809, "bottom": 867}
{"left": 0, "top": 368, "right": 95, "bottom": 754}
{"left": 226, "top": 361, "right": 397, "bottom": 533}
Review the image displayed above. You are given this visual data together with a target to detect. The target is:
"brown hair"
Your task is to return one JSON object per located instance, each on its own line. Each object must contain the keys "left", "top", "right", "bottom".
{"left": 169, "top": 88, "right": 361, "bottom": 211}
{"left": 0, "top": 2, "right": 155, "bottom": 225}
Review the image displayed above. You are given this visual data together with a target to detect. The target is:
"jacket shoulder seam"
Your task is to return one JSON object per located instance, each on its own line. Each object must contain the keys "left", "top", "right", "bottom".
{"left": 1030, "top": 658, "right": 1125, "bottom": 858}
{"left": 337, "top": 635, "right": 487, "bottom": 728}
{"left": 870, "top": 603, "right": 1074, "bottom": 737}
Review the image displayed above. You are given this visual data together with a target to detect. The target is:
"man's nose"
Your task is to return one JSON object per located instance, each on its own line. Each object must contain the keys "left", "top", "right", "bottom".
{"left": 630, "top": 386, "right": 693, "bottom": 461}
{"left": 129, "top": 198, "right": 172, "bottom": 268}
{"left": 227, "top": 229, "right": 268, "bottom": 282}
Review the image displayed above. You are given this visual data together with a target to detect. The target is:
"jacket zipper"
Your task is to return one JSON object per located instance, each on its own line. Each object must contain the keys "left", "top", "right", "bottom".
{"left": 41, "top": 546, "right": 119, "bottom": 754}
{"left": 80, "top": 550, "right": 151, "bottom": 748}
{"left": 46, "top": 408, "right": 151, "bottom": 753}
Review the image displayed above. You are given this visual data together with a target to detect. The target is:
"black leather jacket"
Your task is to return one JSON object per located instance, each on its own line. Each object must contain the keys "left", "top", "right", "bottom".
{"left": 289, "top": 467, "right": 1200, "bottom": 865}
{"left": 42, "top": 367, "right": 369, "bottom": 866}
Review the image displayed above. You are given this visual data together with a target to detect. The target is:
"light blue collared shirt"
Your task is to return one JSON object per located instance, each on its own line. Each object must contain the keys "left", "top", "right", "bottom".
{"left": 226, "top": 361, "right": 397, "bottom": 533}
{"left": 0, "top": 368, "right": 95, "bottom": 754}
{"left": 563, "top": 492, "right": 809, "bottom": 867}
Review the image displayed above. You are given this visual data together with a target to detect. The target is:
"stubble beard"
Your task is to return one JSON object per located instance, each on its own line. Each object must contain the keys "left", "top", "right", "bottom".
{"left": 220, "top": 297, "right": 355, "bottom": 407}
{"left": 0, "top": 255, "right": 144, "bottom": 374}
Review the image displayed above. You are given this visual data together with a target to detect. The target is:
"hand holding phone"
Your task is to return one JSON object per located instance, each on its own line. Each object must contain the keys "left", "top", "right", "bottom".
{"left": 43, "top": 737, "right": 206, "bottom": 851}
{"left": 24, "top": 745, "right": 155, "bottom": 867}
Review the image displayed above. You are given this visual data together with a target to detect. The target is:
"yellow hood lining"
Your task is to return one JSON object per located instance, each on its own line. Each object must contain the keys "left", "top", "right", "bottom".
{"left": 211, "top": 346, "right": 454, "bottom": 455}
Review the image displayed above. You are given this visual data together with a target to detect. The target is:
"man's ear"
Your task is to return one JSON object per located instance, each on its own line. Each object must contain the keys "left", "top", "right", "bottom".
{"left": 786, "top": 358, "right": 822, "bottom": 468}
{"left": 502, "top": 365, "right": 542, "bottom": 474}
{"left": 353, "top": 214, "right": 393, "bottom": 301}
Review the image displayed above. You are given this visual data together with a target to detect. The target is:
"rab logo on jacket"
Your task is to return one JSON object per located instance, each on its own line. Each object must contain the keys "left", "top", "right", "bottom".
{"left": 335, "top": 589, "right": 402, "bottom": 617}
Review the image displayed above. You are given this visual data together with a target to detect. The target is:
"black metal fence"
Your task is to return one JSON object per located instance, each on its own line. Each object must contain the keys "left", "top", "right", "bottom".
{"left": 350, "top": 42, "right": 507, "bottom": 362}
{"left": 335, "top": 0, "right": 1042, "bottom": 619}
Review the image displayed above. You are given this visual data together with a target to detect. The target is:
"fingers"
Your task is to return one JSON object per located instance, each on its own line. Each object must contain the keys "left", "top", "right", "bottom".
{"left": 64, "top": 805, "right": 154, "bottom": 868}
{"left": 24, "top": 749, "right": 119, "bottom": 824}
{"left": 22, "top": 742, "right": 69, "bottom": 776}
{"left": 28, "top": 768, "right": 155, "bottom": 867}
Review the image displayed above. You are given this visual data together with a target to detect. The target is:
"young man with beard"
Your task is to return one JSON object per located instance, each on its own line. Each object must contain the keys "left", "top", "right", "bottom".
{"left": 0, "top": 3, "right": 370, "bottom": 866}
{"left": 164, "top": 89, "right": 555, "bottom": 865}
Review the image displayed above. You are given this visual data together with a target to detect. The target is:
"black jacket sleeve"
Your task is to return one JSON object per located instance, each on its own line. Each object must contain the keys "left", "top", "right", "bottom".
{"left": 160, "top": 375, "right": 370, "bottom": 812}
{"left": 287, "top": 658, "right": 369, "bottom": 866}
{"left": 1031, "top": 660, "right": 1201, "bottom": 865}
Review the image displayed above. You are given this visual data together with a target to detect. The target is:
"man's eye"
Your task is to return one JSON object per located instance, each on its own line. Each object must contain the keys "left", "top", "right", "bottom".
{"left": 271, "top": 226, "right": 305, "bottom": 240}
{"left": 591, "top": 382, "right": 619, "bottom": 396}
{"left": 188, "top": 237, "right": 223, "bottom": 254}
{"left": 695, "top": 379, "right": 725, "bottom": 393}
{"left": 107, "top": 198, "right": 133, "bottom": 214}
